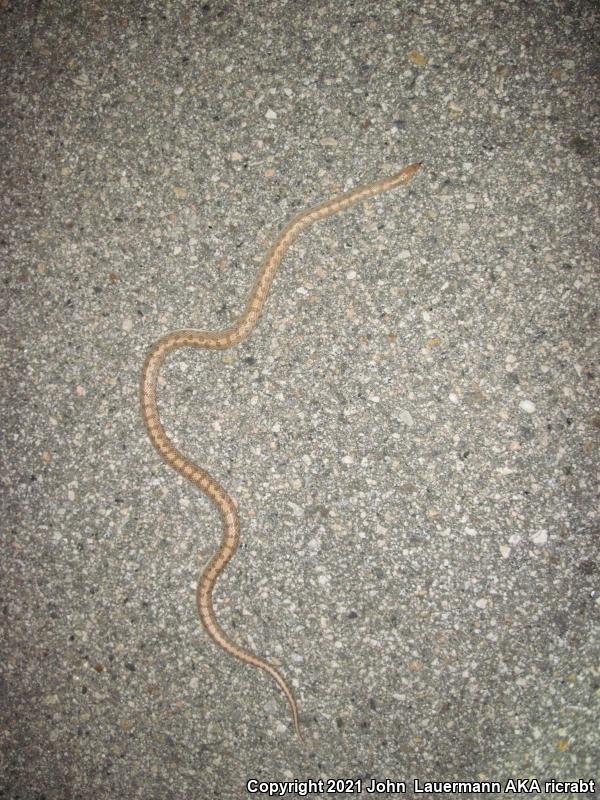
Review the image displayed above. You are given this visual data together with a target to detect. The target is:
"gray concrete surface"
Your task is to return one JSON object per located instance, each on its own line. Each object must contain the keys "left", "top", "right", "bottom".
{"left": 1, "top": 1, "right": 598, "bottom": 798}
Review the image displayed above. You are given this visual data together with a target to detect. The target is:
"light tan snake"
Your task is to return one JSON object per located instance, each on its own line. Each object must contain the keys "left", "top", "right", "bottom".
{"left": 140, "top": 162, "right": 421, "bottom": 739}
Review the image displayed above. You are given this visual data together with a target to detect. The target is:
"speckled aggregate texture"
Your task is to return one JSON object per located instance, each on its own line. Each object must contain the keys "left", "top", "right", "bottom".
{"left": 1, "top": 0, "right": 598, "bottom": 798}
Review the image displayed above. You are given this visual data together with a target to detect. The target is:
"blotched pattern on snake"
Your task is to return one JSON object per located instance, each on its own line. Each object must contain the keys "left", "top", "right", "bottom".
{"left": 140, "top": 162, "right": 421, "bottom": 738}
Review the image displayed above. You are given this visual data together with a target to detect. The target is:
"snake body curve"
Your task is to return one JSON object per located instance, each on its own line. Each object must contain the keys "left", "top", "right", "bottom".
{"left": 140, "top": 162, "right": 421, "bottom": 738}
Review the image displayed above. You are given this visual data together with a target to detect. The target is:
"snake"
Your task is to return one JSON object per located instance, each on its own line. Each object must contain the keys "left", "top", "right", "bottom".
{"left": 140, "top": 162, "right": 421, "bottom": 739}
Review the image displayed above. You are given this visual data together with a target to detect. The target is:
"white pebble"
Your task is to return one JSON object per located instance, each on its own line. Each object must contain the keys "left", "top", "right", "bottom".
{"left": 530, "top": 529, "right": 548, "bottom": 545}
{"left": 398, "top": 410, "right": 414, "bottom": 427}
{"left": 519, "top": 399, "right": 536, "bottom": 414}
